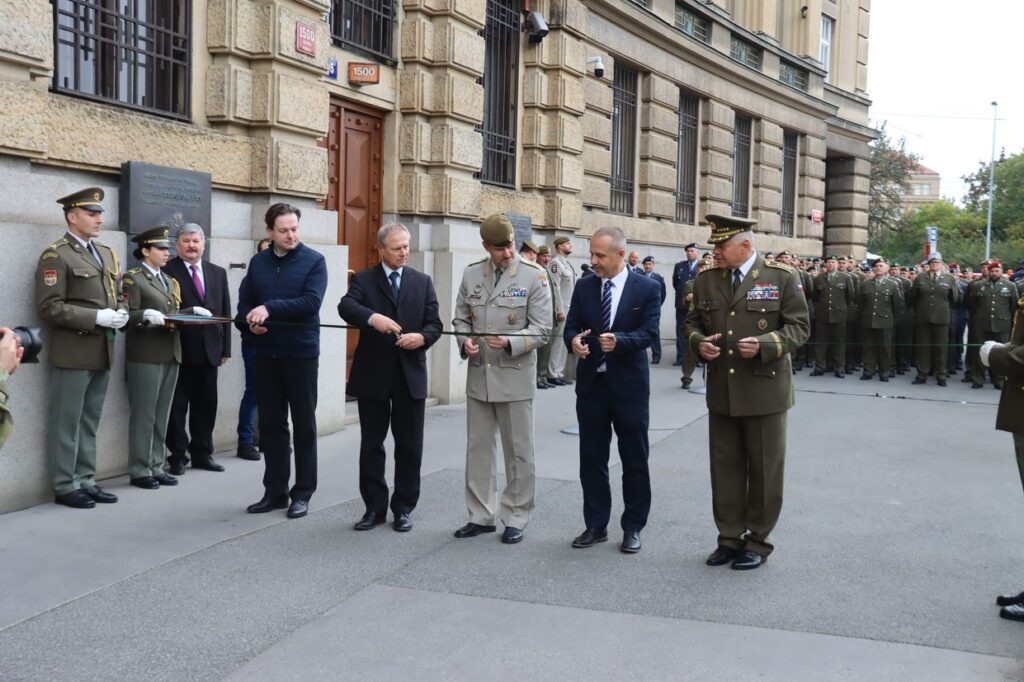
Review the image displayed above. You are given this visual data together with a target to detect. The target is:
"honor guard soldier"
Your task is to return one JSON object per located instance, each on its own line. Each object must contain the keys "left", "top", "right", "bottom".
{"left": 858, "top": 258, "right": 904, "bottom": 381}
{"left": 811, "top": 255, "right": 854, "bottom": 377}
{"left": 910, "top": 253, "right": 960, "bottom": 386}
{"left": 685, "top": 214, "right": 810, "bottom": 570}
{"left": 36, "top": 187, "right": 127, "bottom": 509}
{"left": 452, "top": 214, "right": 553, "bottom": 544}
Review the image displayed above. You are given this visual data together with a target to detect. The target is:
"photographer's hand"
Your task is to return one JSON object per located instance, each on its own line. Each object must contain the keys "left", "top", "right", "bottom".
{"left": 0, "top": 328, "right": 24, "bottom": 376}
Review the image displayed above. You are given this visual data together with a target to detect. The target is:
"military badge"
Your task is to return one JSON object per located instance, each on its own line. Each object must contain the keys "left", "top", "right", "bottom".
{"left": 757, "top": 319, "right": 768, "bottom": 331}
{"left": 43, "top": 269, "right": 57, "bottom": 286}
{"left": 508, "top": 313, "right": 518, "bottom": 324}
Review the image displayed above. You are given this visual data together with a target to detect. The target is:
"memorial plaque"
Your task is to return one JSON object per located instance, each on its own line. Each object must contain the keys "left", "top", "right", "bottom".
{"left": 120, "top": 161, "right": 212, "bottom": 261}
{"left": 505, "top": 213, "right": 532, "bottom": 250}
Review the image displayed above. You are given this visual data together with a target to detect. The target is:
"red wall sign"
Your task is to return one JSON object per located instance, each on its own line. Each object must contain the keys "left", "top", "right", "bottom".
{"left": 295, "top": 22, "right": 317, "bottom": 57}
{"left": 810, "top": 209, "right": 823, "bottom": 224}
{"left": 348, "top": 62, "right": 380, "bottom": 85}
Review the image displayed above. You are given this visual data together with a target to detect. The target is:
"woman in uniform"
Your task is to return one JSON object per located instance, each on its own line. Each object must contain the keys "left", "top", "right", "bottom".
{"left": 122, "top": 227, "right": 212, "bottom": 488}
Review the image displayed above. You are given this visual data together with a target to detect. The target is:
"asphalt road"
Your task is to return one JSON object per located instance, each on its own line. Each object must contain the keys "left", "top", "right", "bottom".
{"left": 0, "top": 358, "right": 1021, "bottom": 681}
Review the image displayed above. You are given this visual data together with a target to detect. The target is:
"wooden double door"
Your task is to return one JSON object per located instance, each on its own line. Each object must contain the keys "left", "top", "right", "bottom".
{"left": 323, "top": 99, "right": 385, "bottom": 377}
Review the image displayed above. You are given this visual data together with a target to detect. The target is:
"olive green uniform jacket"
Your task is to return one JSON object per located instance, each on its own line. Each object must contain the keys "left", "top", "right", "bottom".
{"left": 911, "top": 272, "right": 960, "bottom": 323}
{"left": 35, "top": 232, "right": 125, "bottom": 370}
{"left": 122, "top": 266, "right": 185, "bottom": 363}
{"left": 990, "top": 296, "right": 1024, "bottom": 435}
{"left": 858, "top": 276, "right": 904, "bottom": 329}
{"left": 685, "top": 257, "right": 810, "bottom": 417}
{"left": 811, "top": 271, "right": 854, "bottom": 324}
{"left": 968, "top": 277, "right": 1020, "bottom": 334}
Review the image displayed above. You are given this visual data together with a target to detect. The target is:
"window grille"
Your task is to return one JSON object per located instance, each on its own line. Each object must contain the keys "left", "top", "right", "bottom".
{"left": 731, "top": 115, "right": 752, "bottom": 218}
{"left": 477, "top": 0, "right": 520, "bottom": 188}
{"left": 52, "top": 0, "right": 190, "bottom": 119}
{"left": 729, "top": 36, "right": 762, "bottom": 70}
{"left": 780, "top": 131, "right": 798, "bottom": 236}
{"left": 674, "top": 4, "right": 710, "bottom": 42}
{"left": 780, "top": 61, "right": 809, "bottom": 91}
{"left": 610, "top": 66, "right": 639, "bottom": 216}
{"left": 675, "top": 93, "right": 699, "bottom": 224}
{"left": 331, "top": 0, "right": 395, "bottom": 62}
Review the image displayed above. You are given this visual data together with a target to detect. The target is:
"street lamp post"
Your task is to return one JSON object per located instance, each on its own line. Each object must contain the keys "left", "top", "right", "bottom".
{"left": 985, "top": 101, "right": 998, "bottom": 260}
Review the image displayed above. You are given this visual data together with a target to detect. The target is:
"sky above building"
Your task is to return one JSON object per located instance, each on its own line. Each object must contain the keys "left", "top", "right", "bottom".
{"left": 868, "top": 0, "right": 1024, "bottom": 202}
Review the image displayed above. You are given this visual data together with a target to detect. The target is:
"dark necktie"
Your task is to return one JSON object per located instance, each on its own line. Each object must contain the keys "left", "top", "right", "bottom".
{"left": 494, "top": 267, "right": 503, "bottom": 287}
{"left": 593, "top": 279, "right": 614, "bottom": 368}
{"left": 157, "top": 271, "right": 168, "bottom": 292}
{"left": 389, "top": 270, "right": 400, "bottom": 301}
{"left": 191, "top": 264, "right": 205, "bottom": 303}
{"left": 732, "top": 269, "right": 742, "bottom": 292}
{"left": 87, "top": 241, "right": 102, "bottom": 266}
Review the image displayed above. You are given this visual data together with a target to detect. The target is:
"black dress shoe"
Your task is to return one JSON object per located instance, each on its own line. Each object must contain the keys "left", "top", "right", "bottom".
{"left": 130, "top": 476, "right": 160, "bottom": 489}
{"left": 54, "top": 490, "right": 95, "bottom": 509}
{"left": 247, "top": 495, "right": 289, "bottom": 513}
{"left": 879, "top": 376, "right": 889, "bottom": 382}
{"left": 536, "top": 380, "right": 550, "bottom": 389}
{"left": 237, "top": 442, "right": 260, "bottom": 461}
{"left": 651, "top": 358, "right": 661, "bottom": 365}
{"left": 571, "top": 528, "right": 608, "bottom": 548}
{"left": 393, "top": 512, "right": 412, "bottom": 532}
{"left": 731, "top": 549, "right": 766, "bottom": 570}
{"left": 937, "top": 379, "right": 947, "bottom": 387}
{"left": 993, "top": 382, "right": 1003, "bottom": 390}
{"left": 167, "top": 460, "right": 187, "bottom": 476}
{"left": 354, "top": 511, "right": 387, "bottom": 530}
{"left": 997, "top": 591, "right": 1024, "bottom": 607}
{"left": 192, "top": 457, "right": 225, "bottom": 472}
{"left": 502, "top": 527, "right": 524, "bottom": 544}
{"left": 454, "top": 522, "right": 496, "bottom": 538}
{"left": 912, "top": 377, "right": 927, "bottom": 385}
{"left": 672, "top": 360, "right": 683, "bottom": 366}
{"left": 287, "top": 500, "right": 309, "bottom": 518}
{"left": 706, "top": 545, "right": 740, "bottom": 566}
{"left": 810, "top": 369, "right": 824, "bottom": 376}
{"left": 860, "top": 374, "right": 872, "bottom": 380}
{"left": 560, "top": 378, "right": 573, "bottom": 385}
{"left": 972, "top": 382, "right": 983, "bottom": 389}
{"left": 681, "top": 378, "right": 693, "bottom": 389}
{"left": 961, "top": 374, "right": 974, "bottom": 383}
{"left": 81, "top": 485, "right": 118, "bottom": 504}
{"left": 153, "top": 473, "right": 178, "bottom": 486}
{"left": 620, "top": 530, "right": 641, "bottom": 554}
{"left": 833, "top": 371, "right": 845, "bottom": 378}
{"left": 1000, "top": 603, "right": 1024, "bottom": 622}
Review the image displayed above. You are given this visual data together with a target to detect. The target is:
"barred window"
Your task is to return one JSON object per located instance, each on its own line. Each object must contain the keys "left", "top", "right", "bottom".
{"left": 675, "top": 93, "right": 699, "bottom": 224}
{"left": 780, "top": 61, "right": 809, "bottom": 91}
{"left": 331, "top": 0, "right": 395, "bottom": 62}
{"left": 729, "top": 36, "right": 762, "bottom": 70}
{"left": 731, "top": 115, "right": 752, "bottom": 218}
{"left": 52, "top": 0, "right": 190, "bottom": 120}
{"left": 674, "top": 4, "right": 710, "bottom": 43}
{"left": 477, "top": 0, "right": 520, "bottom": 188}
{"left": 780, "top": 131, "right": 798, "bottom": 237}
{"left": 610, "top": 65, "right": 639, "bottom": 216}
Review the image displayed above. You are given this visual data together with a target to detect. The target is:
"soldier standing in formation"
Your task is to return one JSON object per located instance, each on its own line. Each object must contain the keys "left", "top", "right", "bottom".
{"left": 452, "top": 215, "right": 552, "bottom": 544}
{"left": 535, "top": 245, "right": 561, "bottom": 390}
{"left": 910, "top": 254, "right": 960, "bottom": 386}
{"left": 811, "top": 255, "right": 853, "bottom": 378}
{"left": 36, "top": 188, "right": 127, "bottom": 509}
{"left": 844, "top": 256, "right": 865, "bottom": 374}
{"left": 858, "top": 258, "right": 904, "bottom": 382}
{"left": 685, "top": 215, "right": 810, "bottom": 570}
{"left": 546, "top": 236, "right": 576, "bottom": 386}
{"left": 967, "top": 261, "right": 1020, "bottom": 389}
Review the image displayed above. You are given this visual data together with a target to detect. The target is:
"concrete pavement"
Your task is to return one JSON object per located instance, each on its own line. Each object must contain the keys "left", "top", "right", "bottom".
{"left": 0, "top": 357, "right": 1022, "bottom": 680}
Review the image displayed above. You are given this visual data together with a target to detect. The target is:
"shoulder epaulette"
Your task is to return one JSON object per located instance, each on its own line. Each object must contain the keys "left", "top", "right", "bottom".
{"left": 48, "top": 238, "right": 69, "bottom": 249}
{"left": 127, "top": 266, "right": 143, "bottom": 275}
{"left": 696, "top": 267, "right": 718, "bottom": 277}
{"left": 766, "top": 261, "right": 793, "bottom": 273}
{"left": 520, "top": 258, "right": 542, "bottom": 271}
{"left": 468, "top": 257, "right": 489, "bottom": 267}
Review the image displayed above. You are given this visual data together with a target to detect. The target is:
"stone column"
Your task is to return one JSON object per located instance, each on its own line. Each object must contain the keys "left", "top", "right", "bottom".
{"left": 581, "top": 53, "right": 613, "bottom": 211}
{"left": 800, "top": 134, "right": 827, "bottom": 243}
{"left": 637, "top": 75, "right": 678, "bottom": 221}
{"left": 753, "top": 119, "right": 783, "bottom": 233}
{"left": 699, "top": 100, "right": 735, "bottom": 217}
{"left": 824, "top": 156, "right": 870, "bottom": 257}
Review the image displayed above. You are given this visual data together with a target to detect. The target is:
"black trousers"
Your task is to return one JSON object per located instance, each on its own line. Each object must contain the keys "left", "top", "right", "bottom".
{"left": 576, "top": 374, "right": 651, "bottom": 532}
{"left": 357, "top": 368, "right": 425, "bottom": 515}
{"left": 255, "top": 355, "right": 318, "bottom": 502}
{"left": 165, "top": 363, "right": 219, "bottom": 466}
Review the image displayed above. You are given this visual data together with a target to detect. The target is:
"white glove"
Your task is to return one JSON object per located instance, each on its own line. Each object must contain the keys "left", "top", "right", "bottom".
{"left": 110, "top": 310, "right": 129, "bottom": 329}
{"left": 143, "top": 309, "right": 166, "bottom": 327}
{"left": 192, "top": 306, "right": 213, "bottom": 317}
{"left": 979, "top": 340, "right": 1002, "bottom": 368}
{"left": 95, "top": 309, "right": 119, "bottom": 328}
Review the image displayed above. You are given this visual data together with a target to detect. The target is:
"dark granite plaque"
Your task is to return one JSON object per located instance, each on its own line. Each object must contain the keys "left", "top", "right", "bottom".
{"left": 506, "top": 213, "right": 532, "bottom": 249}
{"left": 120, "top": 161, "right": 212, "bottom": 261}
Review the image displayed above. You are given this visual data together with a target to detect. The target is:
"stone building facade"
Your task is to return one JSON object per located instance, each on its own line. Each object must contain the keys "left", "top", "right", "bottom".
{"left": 0, "top": 0, "right": 872, "bottom": 511}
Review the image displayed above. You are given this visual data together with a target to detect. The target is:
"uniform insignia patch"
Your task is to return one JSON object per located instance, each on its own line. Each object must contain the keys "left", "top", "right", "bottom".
{"left": 43, "top": 269, "right": 57, "bottom": 286}
{"left": 500, "top": 285, "right": 528, "bottom": 298}
{"left": 747, "top": 284, "right": 780, "bottom": 301}
{"left": 41, "top": 251, "right": 59, "bottom": 261}
{"left": 508, "top": 313, "right": 518, "bottom": 324}
{"left": 757, "top": 319, "right": 768, "bottom": 331}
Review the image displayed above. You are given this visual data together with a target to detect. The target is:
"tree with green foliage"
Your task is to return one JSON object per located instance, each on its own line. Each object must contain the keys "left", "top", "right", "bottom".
{"left": 962, "top": 150, "right": 1024, "bottom": 243}
{"left": 867, "top": 123, "right": 919, "bottom": 244}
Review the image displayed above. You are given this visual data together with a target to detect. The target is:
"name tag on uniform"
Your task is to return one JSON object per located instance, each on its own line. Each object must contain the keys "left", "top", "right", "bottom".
{"left": 500, "top": 285, "right": 528, "bottom": 298}
{"left": 747, "top": 284, "right": 780, "bottom": 301}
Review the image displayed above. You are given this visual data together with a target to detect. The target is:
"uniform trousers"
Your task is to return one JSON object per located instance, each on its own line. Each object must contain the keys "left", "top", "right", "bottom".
{"left": 256, "top": 355, "right": 319, "bottom": 502}
{"left": 915, "top": 323, "right": 950, "bottom": 379}
{"left": 861, "top": 328, "right": 893, "bottom": 378}
{"left": 1015, "top": 433, "right": 1024, "bottom": 494}
{"left": 127, "top": 361, "right": 179, "bottom": 479}
{"left": 815, "top": 319, "right": 846, "bottom": 372}
{"left": 536, "top": 333, "right": 555, "bottom": 381}
{"left": 675, "top": 308, "right": 687, "bottom": 363}
{"left": 465, "top": 397, "right": 535, "bottom": 529}
{"left": 969, "top": 328, "right": 1010, "bottom": 385}
{"left": 708, "top": 411, "right": 787, "bottom": 557}
{"left": 547, "top": 320, "right": 568, "bottom": 379}
{"left": 166, "top": 363, "right": 219, "bottom": 466}
{"left": 47, "top": 367, "right": 110, "bottom": 495}
{"left": 357, "top": 368, "right": 424, "bottom": 516}
{"left": 576, "top": 374, "right": 651, "bottom": 532}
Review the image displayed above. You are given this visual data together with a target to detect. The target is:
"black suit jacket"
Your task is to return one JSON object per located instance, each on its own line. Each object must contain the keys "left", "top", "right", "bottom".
{"left": 165, "top": 257, "right": 231, "bottom": 367}
{"left": 564, "top": 270, "right": 661, "bottom": 400}
{"left": 672, "top": 259, "right": 699, "bottom": 309}
{"left": 339, "top": 265, "right": 443, "bottom": 401}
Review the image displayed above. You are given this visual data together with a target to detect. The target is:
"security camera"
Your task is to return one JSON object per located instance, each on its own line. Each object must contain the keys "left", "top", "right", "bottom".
{"left": 587, "top": 56, "right": 605, "bottom": 79}
{"left": 526, "top": 11, "right": 549, "bottom": 43}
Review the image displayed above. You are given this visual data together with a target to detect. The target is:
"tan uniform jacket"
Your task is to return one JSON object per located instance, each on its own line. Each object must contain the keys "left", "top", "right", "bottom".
{"left": 812, "top": 271, "right": 854, "bottom": 323}
{"left": 685, "top": 257, "right": 810, "bottom": 417}
{"left": 968, "top": 277, "right": 1020, "bottom": 333}
{"left": 858, "top": 277, "right": 904, "bottom": 329}
{"left": 911, "top": 272, "right": 960, "bottom": 324}
{"left": 35, "top": 232, "right": 125, "bottom": 370}
{"left": 990, "top": 296, "right": 1024, "bottom": 434}
{"left": 453, "top": 255, "right": 553, "bottom": 402}
{"left": 548, "top": 254, "right": 575, "bottom": 317}
{"left": 122, "top": 266, "right": 184, "bottom": 364}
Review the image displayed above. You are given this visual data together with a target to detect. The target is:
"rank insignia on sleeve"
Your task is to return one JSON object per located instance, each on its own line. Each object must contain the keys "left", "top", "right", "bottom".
{"left": 43, "top": 269, "right": 57, "bottom": 286}
{"left": 41, "top": 251, "right": 59, "bottom": 261}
